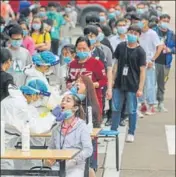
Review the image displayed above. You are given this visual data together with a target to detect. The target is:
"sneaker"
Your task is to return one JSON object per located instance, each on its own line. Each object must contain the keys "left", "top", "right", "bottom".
{"left": 119, "top": 120, "right": 126, "bottom": 126}
{"left": 158, "top": 103, "right": 168, "bottom": 112}
{"left": 140, "top": 103, "right": 147, "bottom": 113}
{"left": 126, "top": 134, "right": 135, "bottom": 143}
{"left": 137, "top": 110, "right": 144, "bottom": 118}
{"left": 145, "top": 106, "right": 156, "bottom": 115}
{"left": 105, "top": 119, "right": 112, "bottom": 126}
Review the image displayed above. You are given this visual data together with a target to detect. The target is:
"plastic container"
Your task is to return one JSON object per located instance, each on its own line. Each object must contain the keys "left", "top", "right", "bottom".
{"left": 1, "top": 121, "right": 5, "bottom": 155}
{"left": 22, "top": 121, "right": 30, "bottom": 152}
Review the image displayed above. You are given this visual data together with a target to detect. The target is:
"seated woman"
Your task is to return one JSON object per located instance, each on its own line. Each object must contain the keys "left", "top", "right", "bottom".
{"left": 31, "top": 15, "right": 51, "bottom": 52}
{"left": 45, "top": 93, "right": 93, "bottom": 177}
{"left": 19, "top": 20, "right": 35, "bottom": 56}
{"left": 1, "top": 79, "right": 56, "bottom": 171}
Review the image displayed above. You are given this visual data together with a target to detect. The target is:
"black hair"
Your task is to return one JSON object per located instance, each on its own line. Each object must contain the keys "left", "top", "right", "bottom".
{"left": 83, "top": 25, "right": 99, "bottom": 36}
{"left": 62, "top": 44, "right": 76, "bottom": 54}
{"left": 128, "top": 24, "right": 142, "bottom": 35}
{"left": 115, "top": 18, "right": 126, "bottom": 26}
{"left": 136, "top": 2, "right": 146, "bottom": 7}
{"left": 149, "top": 15, "right": 159, "bottom": 23}
{"left": 43, "top": 19, "right": 54, "bottom": 27}
{"left": 101, "top": 25, "right": 112, "bottom": 37}
{"left": 156, "top": 5, "right": 162, "bottom": 10}
{"left": 18, "top": 20, "right": 29, "bottom": 30}
{"left": 108, "top": 18, "right": 116, "bottom": 31}
{"left": 48, "top": 2, "right": 57, "bottom": 8}
{"left": 31, "top": 7, "right": 39, "bottom": 16}
{"left": 63, "top": 13, "right": 69, "bottom": 18}
{"left": 124, "top": 13, "right": 132, "bottom": 20}
{"left": 160, "top": 14, "right": 171, "bottom": 20}
{"left": 0, "top": 16, "right": 5, "bottom": 25}
{"left": 31, "top": 15, "right": 44, "bottom": 34}
{"left": 126, "top": 5, "right": 136, "bottom": 13}
{"left": 40, "top": 6, "right": 47, "bottom": 10}
{"left": 75, "top": 36, "right": 91, "bottom": 48}
{"left": 20, "top": 8, "right": 31, "bottom": 18}
{"left": 8, "top": 24, "right": 23, "bottom": 37}
{"left": 140, "top": 13, "right": 150, "bottom": 21}
{"left": 131, "top": 13, "right": 141, "bottom": 21}
{"left": 85, "top": 14, "right": 100, "bottom": 25}
{"left": 0, "top": 48, "right": 12, "bottom": 65}
{"left": 85, "top": 14, "right": 93, "bottom": 25}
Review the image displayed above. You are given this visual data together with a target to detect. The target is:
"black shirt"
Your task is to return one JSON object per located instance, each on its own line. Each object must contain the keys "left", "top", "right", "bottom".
{"left": 0, "top": 71, "right": 14, "bottom": 101}
{"left": 155, "top": 29, "right": 167, "bottom": 65}
{"left": 114, "top": 42, "right": 146, "bottom": 92}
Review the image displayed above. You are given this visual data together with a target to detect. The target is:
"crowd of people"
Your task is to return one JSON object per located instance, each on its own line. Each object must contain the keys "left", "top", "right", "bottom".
{"left": 0, "top": 1, "right": 175, "bottom": 177}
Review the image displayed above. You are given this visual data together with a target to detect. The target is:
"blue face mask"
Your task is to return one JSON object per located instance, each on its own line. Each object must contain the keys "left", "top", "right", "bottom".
{"left": 63, "top": 56, "right": 72, "bottom": 64}
{"left": 62, "top": 110, "right": 74, "bottom": 120}
{"left": 137, "top": 9, "right": 145, "bottom": 15}
{"left": 89, "top": 38, "right": 97, "bottom": 45}
{"left": 137, "top": 21, "right": 144, "bottom": 29}
{"left": 23, "top": 30, "right": 28, "bottom": 36}
{"left": 160, "top": 22, "right": 169, "bottom": 30}
{"left": 77, "top": 94, "right": 86, "bottom": 101}
{"left": 11, "top": 39, "right": 22, "bottom": 48}
{"left": 99, "top": 16, "right": 106, "bottom": 22}
{"left": 117, "top": 26, "right": 127, "bottom": 34}
{"left": 76, "top": 51, "right": 90, "bottom": 60}
{"left": 108, "top": 13, "right": 116, "bottom": 19}
{"left": 127, "top": 34, "right": 138, "bottom": 43}
{"left": 32, "top": 23, "right": 41, "bottom": 30}
{"left": 38, "top": 12, "right": 46, "bottom": 18}
{"left": 115, "top": 10, "right": 121, "bottom": 16}
{"left": 97, "top": 33, "right": 104, "bottom": 42}
{"left": 0, "top": 26, "right": 4, "bottom": 33}
{"left": 70, "top": 86, "right": 86, "bottom": 101}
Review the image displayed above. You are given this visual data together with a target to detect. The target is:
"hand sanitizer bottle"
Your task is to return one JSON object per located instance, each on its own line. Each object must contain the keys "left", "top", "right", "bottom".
{"left": 22, "top": 121, "right": 30, "bottom": 152}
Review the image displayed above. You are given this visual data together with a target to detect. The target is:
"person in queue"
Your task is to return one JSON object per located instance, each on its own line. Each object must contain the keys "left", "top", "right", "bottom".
{"left": 154, "top": 14, "right": 176, "bottom": 112}
{"left": 67, "top": 36, "right": 107, "bottom": 115}
{"left": 31, "top": 15, "right": 51, "bottom": 52}
{"left": 99, "top": 11, "right": 107, "bottom": 26}
{"left": 45, "top": 93, "right": 93, "bottom": 177}
{"left": 19, "top": 20, "right": 35, "bottom": 55}
{"left": 7, "top": 23, "right": 32, "bottom": 87}
{"left": 0, "top": 48, "right": 14, "bottom": 101}
{"left": 38, "top": 6, "right": 47, "bottom": 21}
{"left": 107, "top": 8, "right": 116, "bottom": 21}
{"left": 138, "top": 13, "right": 163, "bottom": 116}
{"left": 111, "top": 25, "right": 146, "bottom": 142}
{"left": 1, "top": 79, "right": 56, "bottom": 172}
{"left": 114, "top": 4, "right": 123, "bottom": 19}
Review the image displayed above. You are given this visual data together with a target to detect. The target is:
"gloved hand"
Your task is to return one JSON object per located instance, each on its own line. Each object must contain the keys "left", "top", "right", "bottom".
{"left": 52, "top": 106, "right": 65, "bottom": 121}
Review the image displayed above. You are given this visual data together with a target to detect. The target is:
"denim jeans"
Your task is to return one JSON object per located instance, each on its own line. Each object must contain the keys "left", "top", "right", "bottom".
{"left": 138, "top": 67, "right": 156, "bottom": 105}
{"left": 111, "top": 88, "right": 137, "bottom": 135}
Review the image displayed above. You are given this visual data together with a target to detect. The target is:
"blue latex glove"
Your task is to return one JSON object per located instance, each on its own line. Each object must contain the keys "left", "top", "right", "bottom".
{"left": 52, "top": 106, "right": 65, "bottom": 121}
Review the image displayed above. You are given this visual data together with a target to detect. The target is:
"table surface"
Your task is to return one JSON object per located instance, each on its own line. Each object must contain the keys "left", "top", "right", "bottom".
{"left": 31, "top": 128, "right": 102, "bottom": 138}
{"left": 1, "top": 149, "right": 80, "bottom": 160}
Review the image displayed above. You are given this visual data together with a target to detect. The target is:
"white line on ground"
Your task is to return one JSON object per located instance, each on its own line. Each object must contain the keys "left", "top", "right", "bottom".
{"left": 165, "top": 125, "right": 175, "bottom": 155}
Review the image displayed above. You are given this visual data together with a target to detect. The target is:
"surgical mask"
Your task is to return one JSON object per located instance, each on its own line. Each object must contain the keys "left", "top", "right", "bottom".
{"left": 108, "top": 13, "right": 116, "bottom": 19}
{"left": 0, "top": 26, "right": 4, "bottom": 33}
{"left": 137, "top": 21, "right": 144, "bottom": 29}
{"left": 97, "top": 33, "right": 104, "bottom": 42}
{"left": 117, "top": 26, "right": 127, "bottom": 34}
{"left": 89, "top": 38, "right": 97, "bottom": 45}
{"left": 76, "top": 51, "right": 91, "bottom": 60}
{"left": 38, "top": 12, "right": 46, "bottom": 18}
{"left": 99, "top": 16, "right": 106, "bottom": 22}
{"left": 32, "top": 23, "right": 41, "bottom": 30}
{"left": 160, "top": 22, "right": 169, "bottom": 30}
{"left": 70, "top": 86, "right": 86, "bottom": 101}
{"left": 62, "top": 19, "right": 66, "bottom": 25}
{"left": 137, "top": 9, "right": 145, "bottom": 15}
{"left": 63, "top": 56, "right": 72, "bottom": 64}
{"left": 23, "top": 30, "right": 28, "bottom": 36}
{"left": 127, "top": 34, "right": 138, "bottom": 43}
{"left": 77, "top": 94, "right": 86, "bottom": 101}
{"left": 115, "top": 10, "right": 121, "bottom": 16}
{"left": 65, "top": 7, "right": 72, "bottom": 13}
{"left": 11, "top": 39, "right": 22, "bottom": 48}
{"left": 62, "top": 109, "right": 74, "bottom": 120}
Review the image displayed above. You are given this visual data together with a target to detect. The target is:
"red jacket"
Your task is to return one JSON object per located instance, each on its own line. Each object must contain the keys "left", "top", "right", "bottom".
{"left": 67, "top": 57, "right": 107, "bottom": 112}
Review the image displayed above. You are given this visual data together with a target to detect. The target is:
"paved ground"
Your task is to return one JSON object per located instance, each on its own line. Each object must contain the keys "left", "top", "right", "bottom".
{"left": 70, "top": 2, "right": 175, "bottom": 177}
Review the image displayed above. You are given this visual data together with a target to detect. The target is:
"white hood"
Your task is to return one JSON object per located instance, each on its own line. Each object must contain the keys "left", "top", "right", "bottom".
{"left": 24, "top": 65, "right": 44, "bottom": 79}
{"left": 8, "top": 85, "right": 24, "bottom": 99}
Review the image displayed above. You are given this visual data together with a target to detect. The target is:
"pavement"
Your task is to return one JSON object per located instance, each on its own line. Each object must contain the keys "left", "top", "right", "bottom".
{"left": 70, "top": 1, "right": 175, "bottom": 177}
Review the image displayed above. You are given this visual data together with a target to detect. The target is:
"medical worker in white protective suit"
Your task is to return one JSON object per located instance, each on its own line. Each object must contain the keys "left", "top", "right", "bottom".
{"left": 1, "top": 79, "right": 56, "bottom": 174}
{"left": 24, "top": 51, "right": 61, "bottom": 109}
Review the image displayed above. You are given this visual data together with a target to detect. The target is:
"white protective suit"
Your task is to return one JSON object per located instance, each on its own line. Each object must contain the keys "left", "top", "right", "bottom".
{"left": 1, "top": 86, "right": 56, "bottom": 173}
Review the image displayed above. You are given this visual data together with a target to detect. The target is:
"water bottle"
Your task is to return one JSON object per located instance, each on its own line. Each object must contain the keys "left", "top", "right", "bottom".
{"left": 87, "top": 106, "right": 93, "bottom": 134}
{"left": 22, "top": 121, "right": 30, "bottom": 152}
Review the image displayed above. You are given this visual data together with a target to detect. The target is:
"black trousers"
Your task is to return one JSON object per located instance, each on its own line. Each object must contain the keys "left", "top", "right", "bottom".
{"left": 51, "top": 39, "right": 59, "bottom": 55}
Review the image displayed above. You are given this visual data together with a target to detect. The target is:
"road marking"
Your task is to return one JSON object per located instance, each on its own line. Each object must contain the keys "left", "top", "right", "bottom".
{"left": 165, "top": 125, "right": 175, "bottom": 155}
